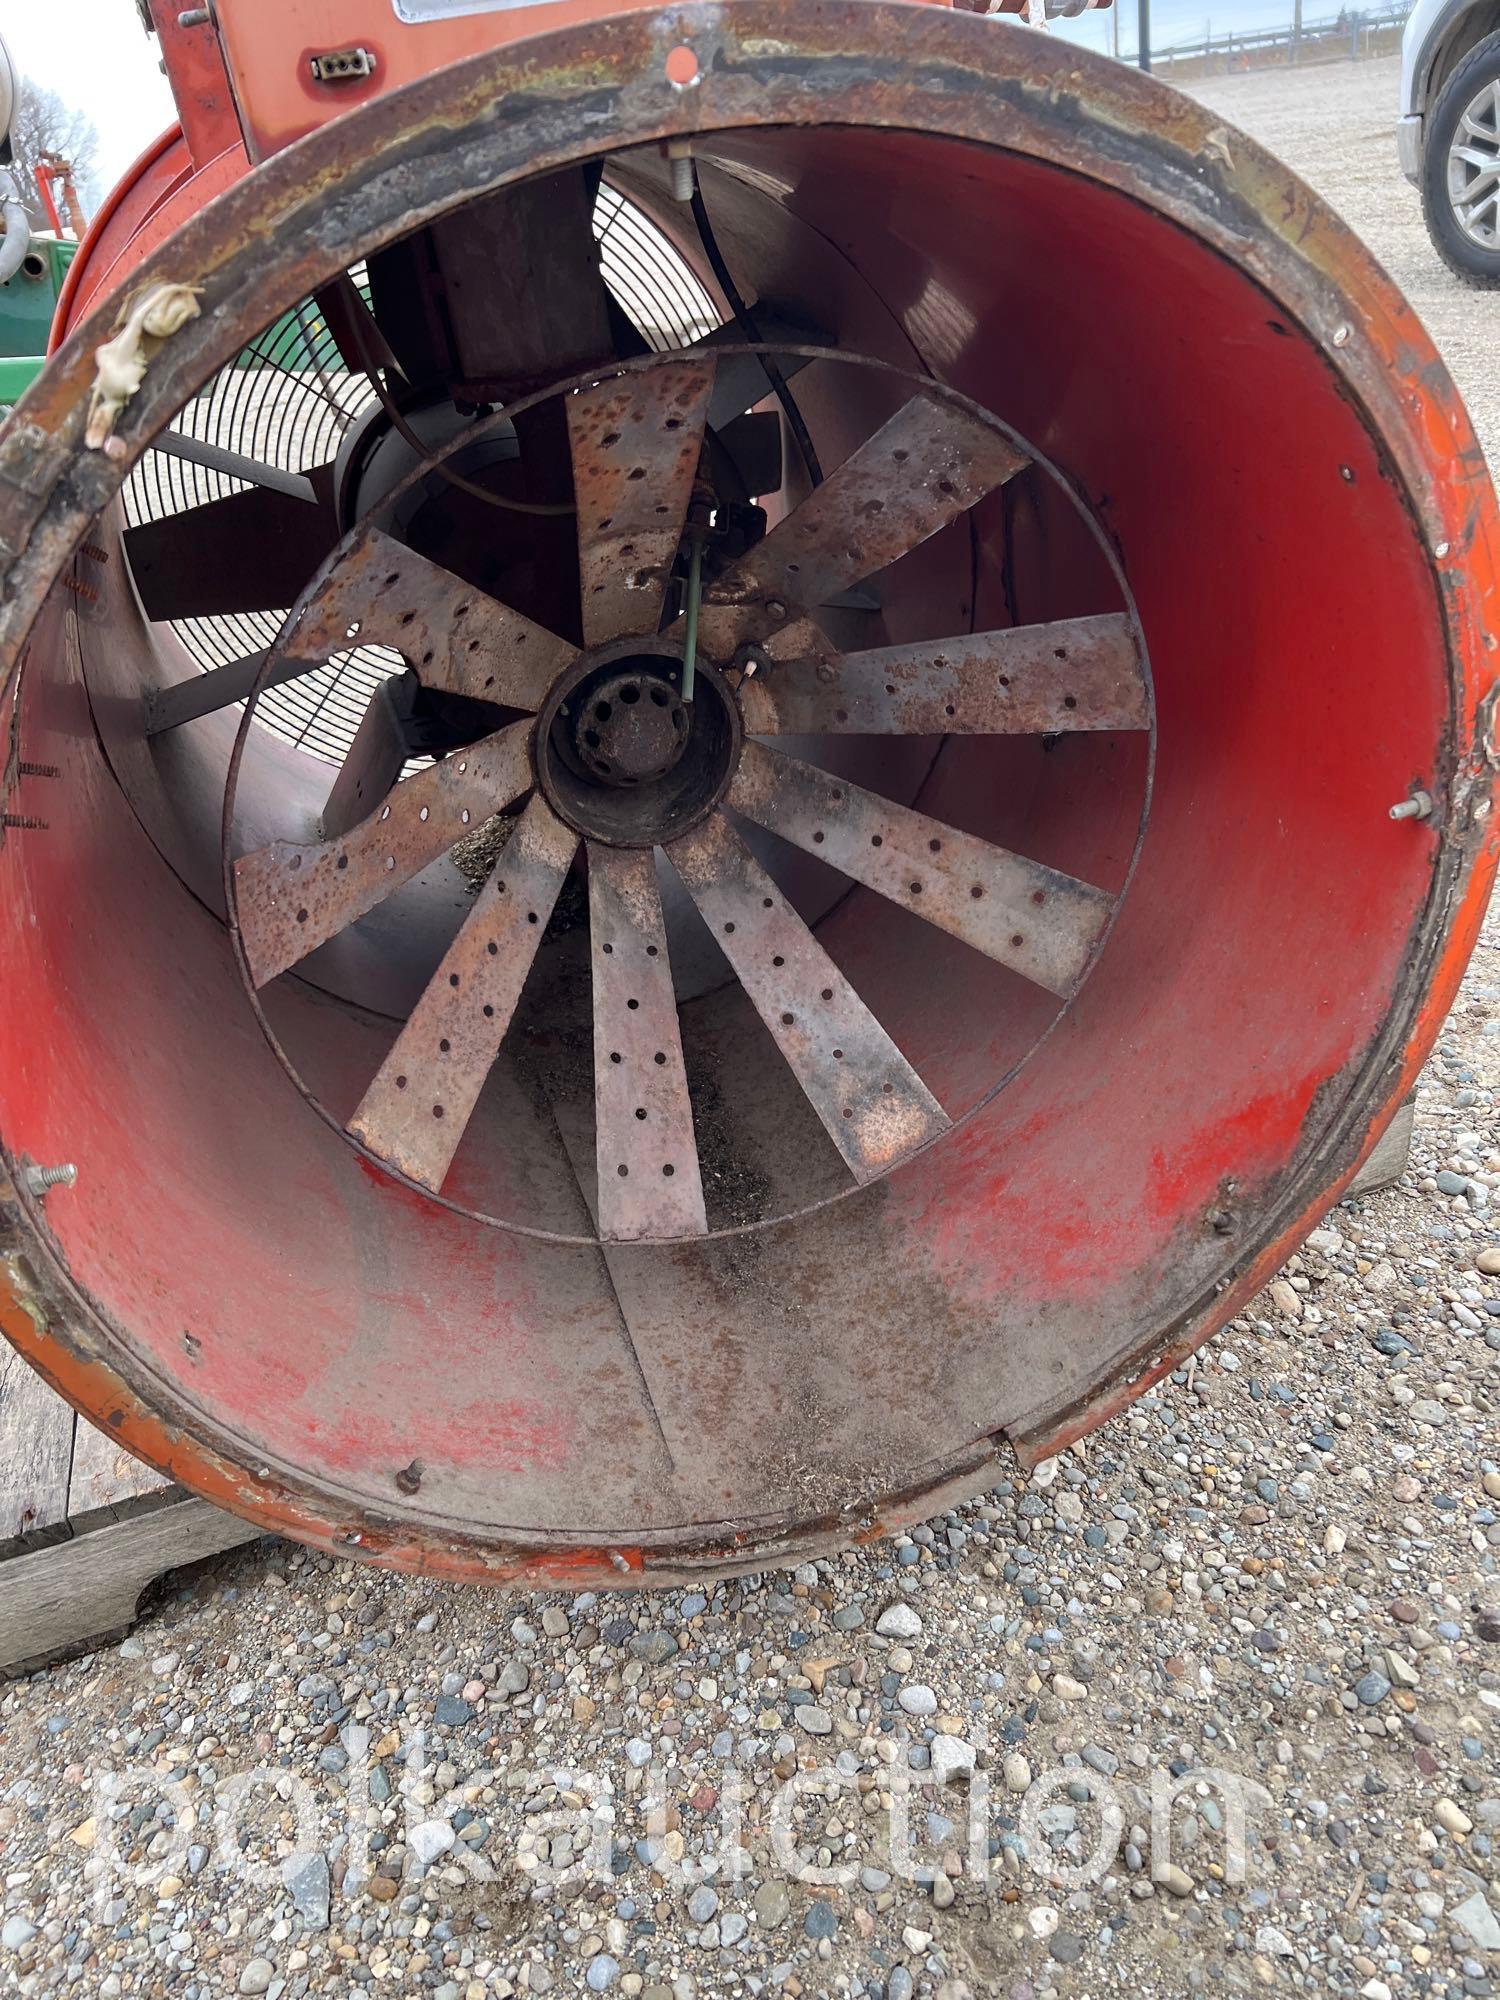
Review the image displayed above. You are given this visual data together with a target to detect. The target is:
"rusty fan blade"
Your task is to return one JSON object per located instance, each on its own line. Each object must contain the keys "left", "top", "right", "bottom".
{"left": 728, "top": 741, "right": 1114, "bottom": 998}
{"left": 347, "top": 795, "right": 579, "bottom": 1191}
{"left": 150, "top": 430, "right": 327, "bottom": 502}
{"left": 234, "top": 720, "right": 534, "bottom": 986}
{"left": 293, "top": 529, "right": 574, "bottom": 708}
{"left": 736, "top": 613, "right": 1149, "bottom": 736}
{"left": 588, "top": 846, "right": 708, "bottom": 1241}
{"left": 567, "top": 360, "right": 717, "bottom": 647}
{"left": 145, "top": 648, "right": 316, "bottom": 735}
{"left": 709, "top": 393, "right": 1028, "bottom": 615}
{"left": 667, "top": 811, "right": 949, "bottom": 1183}
{"left": 125, "top": 482, "right": 341, "bottom": 621}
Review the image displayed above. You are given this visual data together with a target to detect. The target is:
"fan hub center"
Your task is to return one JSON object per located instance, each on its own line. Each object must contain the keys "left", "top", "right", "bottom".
{"left": 573, "top": 665, "right": 689, "bottom": 787}
{"left": 535, "top": 639, "right": 742, "bottom": 849}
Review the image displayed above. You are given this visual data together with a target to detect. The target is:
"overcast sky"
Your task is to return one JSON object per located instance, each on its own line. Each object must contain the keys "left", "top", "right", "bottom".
{"left": 1, "top": 0, "right": 174, "bottom": 195}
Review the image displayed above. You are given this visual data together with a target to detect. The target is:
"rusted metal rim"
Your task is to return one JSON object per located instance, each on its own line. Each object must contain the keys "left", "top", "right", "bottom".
{"left": 219, "top": 344, "right": 1155, "bottom": 1245}
{"left": 3, "top": 5, "right": 1485, "bottom": 699}
{"left": 0, "top": 5, "right": 1494, "bottom": 1579}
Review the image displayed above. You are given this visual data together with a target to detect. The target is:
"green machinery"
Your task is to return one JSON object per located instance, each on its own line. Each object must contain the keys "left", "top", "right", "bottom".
{"left": 0, "top": 234, "right": 76, "bottom": 412}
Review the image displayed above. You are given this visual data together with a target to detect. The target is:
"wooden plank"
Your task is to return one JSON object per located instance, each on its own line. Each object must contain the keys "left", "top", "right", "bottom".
{"left": 1347, "top": 1093, "right": 1416, "bottom": 1200}
{"left": 0, "top": 1342, "right": 75, "bottom": 1544}
{"left": 68, "top": 1411, "right": 170, "bottom": 1523}
{"left": 0, "top": 1495, "right": 263, "bottom": 1677}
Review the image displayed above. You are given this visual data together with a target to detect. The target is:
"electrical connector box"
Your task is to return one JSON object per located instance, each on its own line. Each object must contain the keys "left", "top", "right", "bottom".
{"left": 309, "top": 46, "right": 378, "bottom": 83}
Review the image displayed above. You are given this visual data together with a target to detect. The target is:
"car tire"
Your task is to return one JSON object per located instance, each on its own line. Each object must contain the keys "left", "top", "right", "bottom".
{"left": 1422, "top": 29, "right": 1500, "bottom": 287}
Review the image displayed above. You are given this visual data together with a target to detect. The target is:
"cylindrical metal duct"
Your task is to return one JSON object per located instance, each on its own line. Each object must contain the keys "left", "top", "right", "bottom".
{"left": 0, "top": 35, "right": 16, "bottom": 160}
{"left": 0, "top": 168, "right": 33, "bottom": 287}
{"left": 0, "top": 6, "right": 1494, "bottom": 1583}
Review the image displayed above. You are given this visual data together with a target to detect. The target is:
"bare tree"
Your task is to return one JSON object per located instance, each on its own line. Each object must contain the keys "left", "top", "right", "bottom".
{"left": 7, "top": 80, "right": 101, "bottom": 234}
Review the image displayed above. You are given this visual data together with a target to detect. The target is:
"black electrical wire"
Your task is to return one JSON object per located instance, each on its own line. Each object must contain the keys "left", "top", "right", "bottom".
{"left": 338, "top": 289, "right": 576, "bottom": 519}
{"left": 688, "top": 182, "right": 825, "bottom": 490}
{"left": 364, "top": 365, "right": 576, "bottom": 518}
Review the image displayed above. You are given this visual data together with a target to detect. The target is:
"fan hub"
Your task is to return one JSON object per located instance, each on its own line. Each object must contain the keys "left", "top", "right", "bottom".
{"left": 572, "top": 662, "right": 690, "bottom": 787}
{"left": 534, "top": 639, "right": 742, "bottom": 848}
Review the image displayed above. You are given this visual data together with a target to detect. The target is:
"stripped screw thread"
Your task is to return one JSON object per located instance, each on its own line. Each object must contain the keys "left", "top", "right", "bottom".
{"left": 23, "top": 1163, "right": 77, "bottom": 1196}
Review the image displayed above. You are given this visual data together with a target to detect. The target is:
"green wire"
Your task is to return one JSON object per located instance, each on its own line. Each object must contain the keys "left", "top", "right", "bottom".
{"left": 681, "top": 537, "right": 704, "bottom": 705}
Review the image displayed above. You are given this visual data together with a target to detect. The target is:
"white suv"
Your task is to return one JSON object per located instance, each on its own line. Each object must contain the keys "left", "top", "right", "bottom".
{"left": 1400, "top": 0, "right": 1500, "bottom": 282}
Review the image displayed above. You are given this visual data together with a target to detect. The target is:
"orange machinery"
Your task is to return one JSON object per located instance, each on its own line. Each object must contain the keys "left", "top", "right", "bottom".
{"left": 0, "top": 0, "right": 1493, "bottom": 1582}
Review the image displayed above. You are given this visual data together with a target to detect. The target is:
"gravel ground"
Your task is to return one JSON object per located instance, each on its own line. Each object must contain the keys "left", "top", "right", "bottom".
{"left": 4, "top": 55, "right": 1500, "bottom": 2000}
{"left": 1186, "top": 56, "right": 1500, "bottom": 467}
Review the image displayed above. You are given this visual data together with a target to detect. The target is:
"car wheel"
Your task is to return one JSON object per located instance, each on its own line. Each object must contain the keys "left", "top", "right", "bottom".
{"left": 1422, "top": 29, "right": 1500, "bottom": 286}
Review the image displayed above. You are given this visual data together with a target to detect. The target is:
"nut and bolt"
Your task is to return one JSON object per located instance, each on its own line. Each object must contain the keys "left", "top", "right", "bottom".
{"left": 178, "top": 7, "right": 212, "bottom": 24}
{"left": 667, "top": 141, "right": 696, "bottom": 204}
{"left": 1389, "top": 790, "right": 1433, "bottom": 822}
{"left": 22, "top": 1162, "right": 77, "bottom": 1198}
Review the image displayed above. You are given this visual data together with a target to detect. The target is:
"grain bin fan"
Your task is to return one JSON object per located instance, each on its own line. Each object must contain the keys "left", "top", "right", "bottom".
{"left": 0, "top": 0, "right": 1496, "bottom": 1583}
